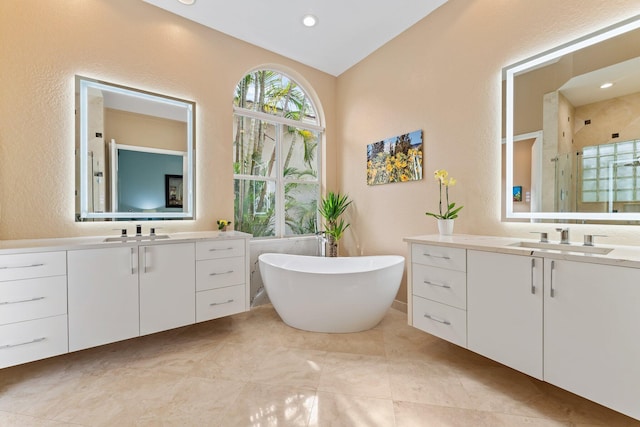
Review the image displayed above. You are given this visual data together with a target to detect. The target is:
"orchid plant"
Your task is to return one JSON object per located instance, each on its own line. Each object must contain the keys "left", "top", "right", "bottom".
{"left": 425, "top": 169, "right": 463, "bottom": 220}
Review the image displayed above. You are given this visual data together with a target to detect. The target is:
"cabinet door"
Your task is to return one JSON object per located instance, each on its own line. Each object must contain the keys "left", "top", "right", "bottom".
{"left": 544, "top": 259, "right": 640, "bottom": 420}
{"left": 467, "top": 250, "right": 543, "bottom": 379}
{"left": 68, "top": 247, "right": 139, "bottom": 351}
{"left": 139, "top": 243, "right": 195, "bottom": 335}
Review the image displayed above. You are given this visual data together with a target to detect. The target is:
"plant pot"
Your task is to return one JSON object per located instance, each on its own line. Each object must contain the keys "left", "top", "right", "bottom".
{"left": 437, "top": 219, "right": 454, "bottom": 236}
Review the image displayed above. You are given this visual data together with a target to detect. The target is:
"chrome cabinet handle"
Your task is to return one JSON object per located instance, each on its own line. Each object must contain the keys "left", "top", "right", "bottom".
{"left": 210, "top": 270, "right": 234, "bottom": 276}
{"left": 130, "top": 248, "right": 136, "bottom": 275}
{"left": 210, "top": 299, "right": 234, "bottom": 307}
{"left": 422, "top": 253, "right": 450, "bottom": 260}
{"left": 424, "top": 313, "right": 451, "bottom": 325}
{"left": 143, "top": 247, "right": 149, "bottom": 274}
{"left": 424, "top": 280, "right": 451, "bottom": 289}
{"left": 1, "top": 337, "right": 46, "bottom": 350}
{"left": 209, "top": 247, "right": 233, "bottom": 252}
{"left": 550, "top": 260, "right": 556, "bottom": 298}
{"left": 530, "top": 258, "right": 536, "bottom": 295}
{"left": 0, "top": 296, "right": 45, "bottom": 306}
{"left": 0, "top": 263, "right": 44, "bottom": 270}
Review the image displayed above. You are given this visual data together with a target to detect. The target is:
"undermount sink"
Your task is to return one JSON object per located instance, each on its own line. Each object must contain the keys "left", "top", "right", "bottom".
{"left": 103, "top": 235, "right": 170, "bottom": 243}
{"left": 508, "top": 241, "right": 614, "bottom": 255}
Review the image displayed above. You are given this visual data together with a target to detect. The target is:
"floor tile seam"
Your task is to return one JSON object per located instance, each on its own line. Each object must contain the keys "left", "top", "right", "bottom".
{"left": 0, "top": 408, "right": 87, "bottom": 425}
{"left": 390, "top": 398, "right": 562, "bottom": 421}
{"left": 246, "top": 379, "right": 321, "bottom": 393}
{"left": 309, "top": 390, "right": 398, "bottom": 427}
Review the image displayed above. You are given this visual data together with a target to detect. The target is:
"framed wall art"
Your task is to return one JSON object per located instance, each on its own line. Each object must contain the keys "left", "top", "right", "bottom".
{"left": 367, "top": 130, "right": 423, "bottom": 185}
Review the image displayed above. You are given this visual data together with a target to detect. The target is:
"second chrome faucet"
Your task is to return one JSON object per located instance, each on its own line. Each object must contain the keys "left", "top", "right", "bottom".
{"left": 555, "top": 228, "right": 570, "bottom": 244}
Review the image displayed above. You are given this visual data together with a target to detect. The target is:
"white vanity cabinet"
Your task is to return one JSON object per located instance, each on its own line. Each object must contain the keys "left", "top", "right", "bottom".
{"left": 544, "top": 259, "right": 640, "bottom": 420}
{"left": 0, "top": 251, "right": 68, "bottom": 368}
{"left": 139, "top": 242, "right": 195, "bottom": 335}
{"left": 195, "top": 239, "right": 248, "bottom": 322}
{"left": 405, "top": 234, "right": 640, "bottom": 421}
{"left": 68, "top": 243, "right": 196, "bottom": 348}
{"left": 68, "top": 247, "right": 139, "bottom": 351}
{"left": 0, "top": 232, "right": 251, "bottom": 370}
{"left": 409, "top": 243, "right": 467, "bottom": 347}
{"left": 467, "top": 250, "right": 543, "bottom": 379}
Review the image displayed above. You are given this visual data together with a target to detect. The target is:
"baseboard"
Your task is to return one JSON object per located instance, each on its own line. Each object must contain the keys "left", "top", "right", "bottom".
{"left": 391, "top": 299, "right": 408, "bottom": 313}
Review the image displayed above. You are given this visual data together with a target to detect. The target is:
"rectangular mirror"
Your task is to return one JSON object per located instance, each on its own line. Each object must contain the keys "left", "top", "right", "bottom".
{"left": 75, "top": 76, "right": 195, "bottom": 221}
{"left": 503, "top": 14, "right": 640, "bottom": 223}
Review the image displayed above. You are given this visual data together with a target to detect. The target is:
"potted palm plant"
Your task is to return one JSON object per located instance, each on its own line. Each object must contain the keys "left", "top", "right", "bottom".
{"left": 319, "top": 192, "right": 352, "bottom": 257}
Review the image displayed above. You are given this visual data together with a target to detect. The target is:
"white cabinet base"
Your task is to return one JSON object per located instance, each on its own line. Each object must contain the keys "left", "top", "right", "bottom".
{"left": 196, "top": 285, "right": 245, "bottom": 322}
{"left": 412, "top": 296, "right": 467, "bottom": 347}
{"left": 0, "top": 315, "right": 68, "bottom": 369}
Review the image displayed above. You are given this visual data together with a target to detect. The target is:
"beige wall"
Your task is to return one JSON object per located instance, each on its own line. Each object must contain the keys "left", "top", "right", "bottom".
{"left": 336, "top": 0, "right": 640, "bottom": 302}
{"left": 0, "top": 0, "right": 336, "bottom": 239}
{"left": 105, "top": 109, "right": 187, "bottom": 153}
{"left": 4, "top": 0, "right": 640, "bottom": 304}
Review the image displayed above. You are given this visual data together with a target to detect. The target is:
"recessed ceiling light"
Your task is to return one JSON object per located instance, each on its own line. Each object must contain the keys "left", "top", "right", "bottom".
{"left": 302, "top": 14, "right": 318, "bottom": 28}
{"left": 177, "top": 0, "right": 195, "bottom": 5}
{"left": 600, "top": 82, "right": 614, "bottom": 89}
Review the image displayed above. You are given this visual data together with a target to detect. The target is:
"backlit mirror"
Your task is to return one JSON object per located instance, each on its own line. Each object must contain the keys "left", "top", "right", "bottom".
{"left": 75, "top": 76, "right": 195, "bottom": 221}
{"left": 503, "top": 14, "right": 640, "bottom": 223}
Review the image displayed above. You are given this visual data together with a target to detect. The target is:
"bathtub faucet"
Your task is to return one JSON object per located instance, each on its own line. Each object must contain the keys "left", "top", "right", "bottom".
{"left": 316, "top": 231, "right": 327, "bottom": 257}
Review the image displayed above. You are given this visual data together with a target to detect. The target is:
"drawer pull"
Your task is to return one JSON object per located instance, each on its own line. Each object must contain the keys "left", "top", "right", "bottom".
{"left": 423, "top": 280, "right": 451, "bottom": 289}
{"left": 422, "top": 253, "right": 450, "bottom": 260}
{"left": 550, "top": 260, "right": 556, "bottom": 298}
{"left": 424, "top": 313, "right": 451, "bottom": 325}
{"left": 1, "top": 337, "right": 46, "bottom": 350}
{"left": 0, "top": 263, "right": 45, "bottom": 270}
{"left": 210, "top": 299, "right": 234, "bottom": 307}
{"left": 209, "top": 247, "right": 233, "bottom": 252}
{"left": 210, "top": 270, "right": 234, "bottom": 276}
{"left": 0, "top": 296, "right": 45, "bottom": 306}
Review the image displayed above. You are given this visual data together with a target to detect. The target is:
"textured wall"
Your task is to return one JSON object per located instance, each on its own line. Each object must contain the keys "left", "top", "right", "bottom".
{"left": 0, "top": 0, "right": 337, "bottom": 239}
{"left": 336, "top": 0, "right": 640, "bottom": 302}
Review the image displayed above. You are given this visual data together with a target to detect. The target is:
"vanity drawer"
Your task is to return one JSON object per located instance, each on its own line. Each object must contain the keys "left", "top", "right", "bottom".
{"left": 196, "top": 239, "right": 245, "bottom": 260}
{"left": 0, "top": 251, "right": 66, "bottom": 282}
{"left": 196, "top": 285, "right": 246, "bottom": 322}
{"left": 0, "top": 315, "right": 68, "bottom": 369}
{"left": 412, "top": 244, "right": 466, "bottom": 272}
{"left": 196, "top": 257, "right": 245, "bottom": 291}
{"left": 0, "top": 276, "right": 67, "bottom": 326}
{"left": 413, "top": 264, "right": 466, "bottom": 310}
{"left": 412, "top": 295, "right": 467, "bottom": 348}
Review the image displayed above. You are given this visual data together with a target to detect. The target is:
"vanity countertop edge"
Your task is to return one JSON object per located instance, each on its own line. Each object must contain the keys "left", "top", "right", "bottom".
{"left": 404, "top": 234, "right": 640, "bottom": 269}
{"left": 0, "top": 231, "right": 252, "bottom": 254}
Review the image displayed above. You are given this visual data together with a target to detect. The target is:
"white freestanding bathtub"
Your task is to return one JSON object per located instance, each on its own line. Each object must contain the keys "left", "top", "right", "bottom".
{"left": 258, "top": 253, "right": 404, "bottom": 333}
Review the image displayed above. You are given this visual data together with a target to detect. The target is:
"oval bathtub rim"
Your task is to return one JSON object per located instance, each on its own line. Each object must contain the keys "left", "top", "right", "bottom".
{"left": 258, "top": 253, "right": 405, "bottom": 275}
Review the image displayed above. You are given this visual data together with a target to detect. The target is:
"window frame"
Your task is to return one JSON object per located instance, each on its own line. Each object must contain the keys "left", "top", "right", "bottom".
{"left": 233, "top": 77, "right": 324, "bottom": 239}
{"left": 581, "top": 139, "right": 640, "bottom": 208}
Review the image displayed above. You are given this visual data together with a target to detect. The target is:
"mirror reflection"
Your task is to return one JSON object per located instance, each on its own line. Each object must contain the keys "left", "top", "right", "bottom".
{"left": 75, "top": 76, "right": 195, "bottom": 221}
{"left": 503, "top": 15, "right": 640, "bottom": 222}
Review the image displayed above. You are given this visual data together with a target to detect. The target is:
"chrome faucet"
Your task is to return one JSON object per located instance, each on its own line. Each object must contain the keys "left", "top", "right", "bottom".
{"left": 555, "top": 227, "right": 570, "bottom": 244}
{"left": 583, "top": 234, "right": 607, "bottom": 247}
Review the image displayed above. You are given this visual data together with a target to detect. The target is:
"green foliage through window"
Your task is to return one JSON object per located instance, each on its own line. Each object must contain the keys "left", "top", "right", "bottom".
{"left": 233, "top": 70, "right": 322, "bottom": 238}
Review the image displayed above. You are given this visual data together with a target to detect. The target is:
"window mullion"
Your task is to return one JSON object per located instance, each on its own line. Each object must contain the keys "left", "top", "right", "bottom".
{"left": 275, "top": 124, "right": 285, "bottom": 237}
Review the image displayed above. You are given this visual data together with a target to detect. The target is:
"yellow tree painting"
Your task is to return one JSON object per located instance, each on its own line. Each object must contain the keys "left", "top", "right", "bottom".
{"left": 367, "top": 130, "right": 423, "bottom": 185}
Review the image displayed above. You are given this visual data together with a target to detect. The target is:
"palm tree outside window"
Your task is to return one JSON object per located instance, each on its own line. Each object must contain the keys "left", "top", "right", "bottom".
{"left": 233, "top": 69, "right": 323, "bottom": 238}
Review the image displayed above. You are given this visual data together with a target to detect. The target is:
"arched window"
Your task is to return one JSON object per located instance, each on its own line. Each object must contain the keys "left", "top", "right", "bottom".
{"left": 233, "top": 69, "right": 323, "bottom": 238}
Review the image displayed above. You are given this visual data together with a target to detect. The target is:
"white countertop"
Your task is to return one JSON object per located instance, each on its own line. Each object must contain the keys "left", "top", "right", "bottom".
{"left": 404, "top": 234, "right": 640, "bottom": 269}
{"left": 0, "top": 231, "right": 252, "bottom": 255}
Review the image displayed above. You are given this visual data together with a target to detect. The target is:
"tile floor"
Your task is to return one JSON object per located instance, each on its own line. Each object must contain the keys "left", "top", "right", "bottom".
{"left": 1, "top": 305, "right": 639, "bottom": 426}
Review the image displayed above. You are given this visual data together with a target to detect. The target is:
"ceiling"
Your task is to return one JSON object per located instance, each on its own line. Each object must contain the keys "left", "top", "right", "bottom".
{"left": 142, "top": 0, "right": 448, "bottom": 76}
{"left": 560, "top": 56, "right": 640, "bottom": 107}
